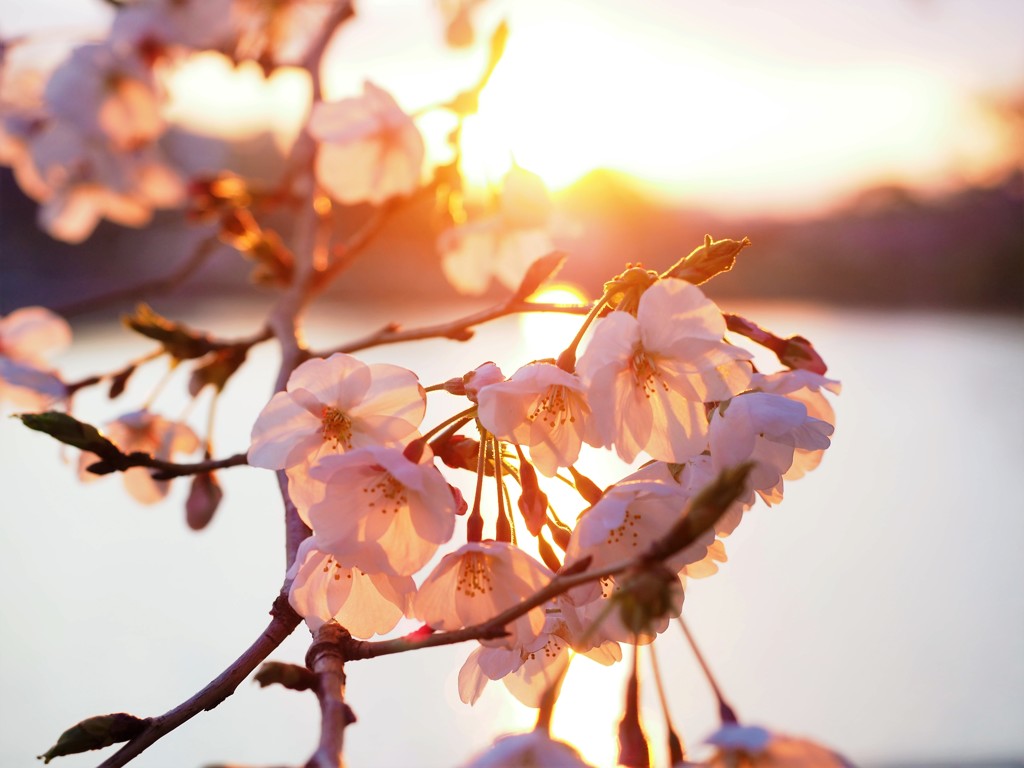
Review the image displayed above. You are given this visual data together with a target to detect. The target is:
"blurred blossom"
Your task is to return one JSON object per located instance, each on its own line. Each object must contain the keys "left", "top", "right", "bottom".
{"left": 0, "top": 307, "right": 71, "bottom": 412}
{"left": 458, "top": 730, "right": 595, "bottom": 768}
{"left": 310, "top": 81, "right": 425, "bottom": 205}
{"left": 111, "top": 0, "right": 240, "bottom": 53}
{"left": 44, "top": 43, "right": 163, "bottom": 150}
{"left": 439, "top": 165, "right": 555, "bottom": 295}
{"left": 705, "top": 723, "right": 854, "bottom": 767}
{"left": 78, "top": 410, "right": 200, "bottom": 504}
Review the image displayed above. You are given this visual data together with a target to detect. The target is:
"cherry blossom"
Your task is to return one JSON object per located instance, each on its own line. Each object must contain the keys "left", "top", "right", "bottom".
{"left": 705, "top": 723, "right": 854, "bottom": 767}
{"left": 476, "top": 362, "right": 598, "bottom": 477}
{"left": 44, "top": 43, "right": 164, "bottom": 151}
{"left": 309, "top": 82, "right": 424, "bottom": 205}
{"left": 247, "top": 353, "right": 425, "bottom": 513}
{"left": 753, "top": 370, "right": 841, "bottom": 480}
{"left": 565, "top": 473, "right": 716, "bottom": 575}
{"left": 304, "top": 445, "right": 457, "bottom": 577}
{"left": 577, "top": 278, "right": 753, "bottom": 463}
{"left": 287, "top": 538, "right": 414, "bottom": 638}
{"left": 458, "top": 730, "right": 595, "bottom": 768}
{"left": 709, "top": 392, "right": 833, "bottom": 506}
{"left": 439, "top": 165, "right": 555, "bottom": 295}
{"left": 414, "top": 540, "right": 553, "bottom": 648}
{"left": 26, "top": 122, "right": 184, "bottom": 243}
{"left": 78, "top": 410, "right": 200, "bottom": 504}
{"left": 458, "top": 600, "right": 620, "bottom": 706}
{"left": 0, "top": 306, "right": 71, "bottom": 411}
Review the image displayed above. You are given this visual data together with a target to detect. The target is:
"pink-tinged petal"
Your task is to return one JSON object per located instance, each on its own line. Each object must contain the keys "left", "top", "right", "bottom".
{"left": 644, "top": 384, "right": 708, "bottom": 462}
{"left": 0, "top": 359, "right": 66, "bottom": 411}
{"left": 457, "top": 646, "right": 491, "bottom": 705}
{"left": 123, "top": 466, "right": 168, "bottom": 505}
{"left": 357, "top": 363, "right": 425, "bottom": 425}
{"left": 637, "top": 278, "right": 726, "bottom": 348}
{"left": 248, "top": 391, "right": 324, "bottom": 469}
{"left": 657, "top": 338, "right": 753, "bottom": 401}
{"left": 0, "top": 306, "right": 71, "bottom": 361}
{"left": 576, "top": 311, "right": 640, "bottom": 384}
{"left": 503, "top": 635, "right": 571, "bottom": 708}
{"left": 290, "top": 354, "right": 372, "bottom": 408}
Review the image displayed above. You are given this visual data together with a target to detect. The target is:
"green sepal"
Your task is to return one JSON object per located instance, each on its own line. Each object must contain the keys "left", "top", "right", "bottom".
{"left": 123, "top": 304, "right": 215, "bottom": 360}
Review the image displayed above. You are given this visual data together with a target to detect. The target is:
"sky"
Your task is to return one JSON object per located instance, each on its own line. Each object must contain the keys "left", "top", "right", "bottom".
{"left": 3, "top": 0, "right": 1022, "bottom": 215}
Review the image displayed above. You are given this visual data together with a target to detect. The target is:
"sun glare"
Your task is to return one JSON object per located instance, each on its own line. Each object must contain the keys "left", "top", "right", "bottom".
{"left": 517, "top": 284, "right": 590, "bottom": 354}
{"left": 162, "top": 51, "right": 310, "bottom": 148}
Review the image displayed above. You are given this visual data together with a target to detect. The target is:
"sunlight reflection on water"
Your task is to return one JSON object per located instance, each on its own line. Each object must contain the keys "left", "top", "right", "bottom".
{"left": 1, "top": 301, "right": 1022, "bottom": 768}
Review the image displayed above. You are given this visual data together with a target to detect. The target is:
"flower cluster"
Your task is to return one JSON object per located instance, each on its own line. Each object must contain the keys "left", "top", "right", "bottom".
{"left": 245, "top": 265, "right": 838, "bottom": 716}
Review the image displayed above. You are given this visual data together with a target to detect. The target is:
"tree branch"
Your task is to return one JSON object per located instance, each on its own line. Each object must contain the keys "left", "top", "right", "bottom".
{"left": 86, "top": 450, "right": 250, "bottom": 480}
{"left": 323, "top": 299, "right": 591, "bottom": 356}
{"left": 96, "top": 594, "right": 303, "bottom": 768}
{"left": 303, "top": 623, "right": 356, "bottom": 768}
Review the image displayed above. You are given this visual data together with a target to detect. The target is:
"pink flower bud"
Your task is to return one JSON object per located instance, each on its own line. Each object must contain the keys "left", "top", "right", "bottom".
{"left": 463, "top": 362, "right": 505, "bottom": 403}
{"left": 185, "top": 471, "right": 222, "bottom": 530}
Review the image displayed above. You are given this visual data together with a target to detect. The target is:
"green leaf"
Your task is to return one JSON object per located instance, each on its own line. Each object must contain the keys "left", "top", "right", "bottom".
{"left": 38, "top": 713, "right": 149, "bottom": 763}
{"left": 189, "top": 345, "right": 249, "bottom": 396}
{"left": 123, "top": 304, "right": 215, "bottom": 360}
{"left": 18, "top": 412, "right": 123, "bottom": 460}
{"left": 254, "top": 661, "right": 315, "bottom": 692}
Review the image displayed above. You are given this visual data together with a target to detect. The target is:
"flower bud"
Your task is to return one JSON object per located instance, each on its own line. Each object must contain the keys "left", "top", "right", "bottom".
{"left": 662, "top": 235, "right": 750, "bottom": 285}
{"left": 463, "top": 362, "right": 504, "bottom": 402}
{"left": 185, "top": 471, "right": 222, "bottom": 530}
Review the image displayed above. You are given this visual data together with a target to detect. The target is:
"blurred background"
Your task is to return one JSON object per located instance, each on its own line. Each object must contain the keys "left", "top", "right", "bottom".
{"left": 1, "top": 1, "right": 1022, "bottom": 767}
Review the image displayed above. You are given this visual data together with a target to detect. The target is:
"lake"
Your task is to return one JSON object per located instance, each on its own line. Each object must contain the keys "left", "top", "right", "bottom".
{"left": 1, "top": 301, "right": 1022, "bottom": 767}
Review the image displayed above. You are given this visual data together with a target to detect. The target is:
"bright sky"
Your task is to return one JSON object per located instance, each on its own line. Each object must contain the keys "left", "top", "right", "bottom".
{"left": 4, "top": 0, "right": 1023, "bottom": 215}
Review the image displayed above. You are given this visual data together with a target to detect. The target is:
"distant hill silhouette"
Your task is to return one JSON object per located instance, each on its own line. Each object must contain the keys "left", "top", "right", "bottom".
{"left": 2, "top": 165, "right": 1021, "bottom": 314}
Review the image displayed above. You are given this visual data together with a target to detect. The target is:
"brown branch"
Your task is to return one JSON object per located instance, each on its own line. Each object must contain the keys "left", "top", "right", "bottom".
{"left": 323, "top": 300, "right": 591, "bottom": 356}
{"left": 87, "top": 451, "right": 250, "bottom": 481}
{"left": 53, "top": 234, "right": 222, "bottom": 318}
{"left": 96, "top": 594, "right": 303, "bottom": 768}
{"left": 303, "top": 623, "right": 356, "bottom": 768}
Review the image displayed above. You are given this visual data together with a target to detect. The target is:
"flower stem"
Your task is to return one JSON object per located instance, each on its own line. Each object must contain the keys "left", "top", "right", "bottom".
{"left": 677, "top": 615, "right": 738, "bottom": 724}
{"left": 556, "top": 291, "right": 610, "bottom": 372}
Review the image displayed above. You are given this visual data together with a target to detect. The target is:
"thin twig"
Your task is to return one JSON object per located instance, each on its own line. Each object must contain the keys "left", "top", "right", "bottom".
{"left": 96, "top": 595, "right": 302, "bottom": 768}
{"left": 324, "top": 300, "right": 591, "bottom": 356}
{"left": 85, "top": 451, "right": 249, "bottom": 480}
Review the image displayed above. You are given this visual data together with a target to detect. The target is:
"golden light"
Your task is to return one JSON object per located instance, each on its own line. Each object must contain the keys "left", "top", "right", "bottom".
{"left": 451, "top": 6, "right": 1016, "bottom": 214}
{"left": 549, "top": 654, "right": 631, "bottom": 767}
{"left": 162, "top": 51, "right": 310, "bottom": 149}
{"left": 517, "top": 284, "right": 590, "bottom": 354}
